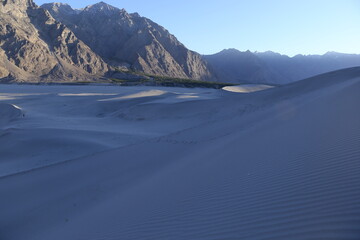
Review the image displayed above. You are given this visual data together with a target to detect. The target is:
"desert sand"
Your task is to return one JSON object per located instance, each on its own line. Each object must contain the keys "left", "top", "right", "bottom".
{"left": 0, "top": 67, "right": 360, "bottom": 240}
{"left": 223, "top": 84, "right": 274, "bottom": 93}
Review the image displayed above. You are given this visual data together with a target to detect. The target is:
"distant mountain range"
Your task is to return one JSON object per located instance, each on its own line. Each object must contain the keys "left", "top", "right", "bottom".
{"left": 204, "top": 49, "right": 360, "bottom": 84}
{"left": 0, "top": 0, "right": 359, "bottom": 84}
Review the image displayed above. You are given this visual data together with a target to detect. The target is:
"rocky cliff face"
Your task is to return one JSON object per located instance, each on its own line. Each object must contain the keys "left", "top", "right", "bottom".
{"left": 42, "top": 2, "right": 215, "bottom": 80}
{"left": 0, "top": 0, "right": 109, "bottom": 82}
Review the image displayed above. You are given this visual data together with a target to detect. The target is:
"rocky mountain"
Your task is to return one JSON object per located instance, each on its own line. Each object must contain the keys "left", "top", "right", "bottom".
{"left": 0, "top": 0, "right": 109, "bottom": 82}
{"left": 1, "top": 0, "right": 359, "bottom": 84}
{"left": 42, "top": 2, "right": 214, "bottom": 80}
{"left": 255, "top": 51, "right": 360, "bottom": 82}
{"left": 203, "top": 49, "right": 286, "bottom": 84}
{"left": 205, "top": 49, "right": 360, "bottom": 84}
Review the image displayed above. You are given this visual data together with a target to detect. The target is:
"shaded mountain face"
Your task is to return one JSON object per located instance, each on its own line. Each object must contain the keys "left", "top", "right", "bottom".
{"left": 255, "top": 51, "right": 360, "bottom": 82}
{"left": 0, "top": 0, "right": 109, "bottom": 82}
{"left": 205, "top": 49, "right": 360, "bottom": 84}
{"left": 203, "top": 49, "right": 285, "bottom": 84}
{"left": 42, "top": 2, "right": 214, "bottom": 80}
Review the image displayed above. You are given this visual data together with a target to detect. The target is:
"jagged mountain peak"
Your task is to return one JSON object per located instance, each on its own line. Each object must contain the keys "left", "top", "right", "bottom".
{"left": 41, "top": 2, "right": 77, "bottom": 15}
{"left": 255, "top": 51, "right": 284, "bottom": 57}
{"left": 218, "top": 49, "right": 253, "bottom": 56}
{"left": 42, "top": 1, "right": 128, "bottom": 16}
{"left": 48, "top": 2, "right": 71, "bottom": 8}
{"left": 43, "top": 1, "right": 214, "bottom": 80}
{"left": 220, "top": 48, "right": 241, "bottom": 54}
{"left": 130, "top": 12, "right": 141, "bottom": 18}
{"left": 83, "top": 1, "right": 125, "bottom": 15}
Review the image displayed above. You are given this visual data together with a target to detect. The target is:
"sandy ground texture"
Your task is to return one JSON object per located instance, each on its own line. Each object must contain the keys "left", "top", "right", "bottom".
{"left": 0, "top": 67, "right": 360, "bottom": 240}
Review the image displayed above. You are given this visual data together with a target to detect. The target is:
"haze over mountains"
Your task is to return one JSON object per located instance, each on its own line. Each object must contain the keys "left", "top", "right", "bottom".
{"left": 0, "top": 0, "right": 359, "bottom": 83}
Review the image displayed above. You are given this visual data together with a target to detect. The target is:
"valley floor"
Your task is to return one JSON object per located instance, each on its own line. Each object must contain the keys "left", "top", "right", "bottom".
{"left": 0, "top": 68, "right": 360, "bottom": 240}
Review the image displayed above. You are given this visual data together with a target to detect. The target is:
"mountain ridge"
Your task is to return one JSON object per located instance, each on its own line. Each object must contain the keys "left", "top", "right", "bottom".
{"left": 205, "top": 48, "right": 360, "bottom": 84}
{"left": 42, "top": 1, "right": 215, "bottom": 81}
{"left": 1, "top": 0, "right": 359, "bottom": 84}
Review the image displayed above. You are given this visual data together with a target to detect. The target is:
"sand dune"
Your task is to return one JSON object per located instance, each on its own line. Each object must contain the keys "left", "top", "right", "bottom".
{"left": 223, "top": 84, "right": 274, "bottom": 93}
{"left": 0, "top": 68, "right": 360, "bottom": 239}
{"left": 0, "top": 85, "right": 222, "bottom": 176}
{"left": 0, "top": 103, "right": 23, "bottom": 126}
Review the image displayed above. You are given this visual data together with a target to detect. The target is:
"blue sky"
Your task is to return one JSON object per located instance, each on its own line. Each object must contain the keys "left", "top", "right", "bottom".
{"left": 34, "top": 0, "right": 360, "bottom": 56}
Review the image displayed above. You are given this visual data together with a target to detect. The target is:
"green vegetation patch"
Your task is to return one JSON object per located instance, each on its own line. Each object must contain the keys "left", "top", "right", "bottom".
{"left": 111, "top": 74, "right": 234, "bottom": 89}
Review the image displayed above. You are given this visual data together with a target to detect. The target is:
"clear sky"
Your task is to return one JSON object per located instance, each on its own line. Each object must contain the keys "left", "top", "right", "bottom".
{"left": 33, "top": 0, "right": 360, "bottom": 56}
